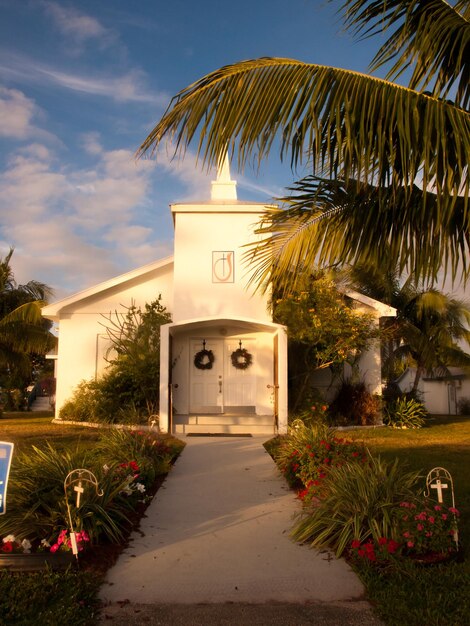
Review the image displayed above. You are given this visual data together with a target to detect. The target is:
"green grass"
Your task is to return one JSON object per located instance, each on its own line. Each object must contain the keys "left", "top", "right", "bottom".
{"left": 0, "top": 567, "right": 99, "bottom": 626}
{"left": 329, "top": 415, "right": 470, "bottom": 626}
{"left": 0, "top": 413, "right": 104, "bottom": 452}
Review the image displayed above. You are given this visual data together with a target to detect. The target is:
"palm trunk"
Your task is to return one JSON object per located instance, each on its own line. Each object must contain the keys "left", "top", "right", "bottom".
{"left": 412, "top": 365, "right": 424, "bottom": 394}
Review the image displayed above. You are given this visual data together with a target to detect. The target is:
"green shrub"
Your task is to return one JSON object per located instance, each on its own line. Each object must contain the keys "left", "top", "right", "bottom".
{"left": 291, "top": 454, "right": 420, "bottom": 556}
{"left": 457, "top": 396, "right": 470, "bottom": 416}
{"left": 0, "top": 443, "right": 136, "bottom": 544}
{"left": 60, "top": 297, "right": 172, "bottom": 425}
{"left": 328, "top": 380, "right": 381, "bottom": 426}
{"left": 96, "top": 429, "right": 184, "bottom": 486}
{"left": 383, "top": 397, "right": 427, "bottom": 429}
{"left": 59, "top": 378, "right": 117, "bottom": 423}
{"left": 272, "top": 419, "right": 367, "bottom": 498}
{"left": 291, "top": 388, "right": 329, "bottom": 427}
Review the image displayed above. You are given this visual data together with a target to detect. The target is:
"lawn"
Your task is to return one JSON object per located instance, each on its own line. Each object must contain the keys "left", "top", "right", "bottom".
{"left": 0, "top": 412, "right": 101, "bottom": 451}
{"left": 1, "top": 414, "right": 469, "bottom": 626}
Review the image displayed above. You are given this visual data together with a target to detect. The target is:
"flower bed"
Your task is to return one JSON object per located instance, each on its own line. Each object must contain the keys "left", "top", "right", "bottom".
{"left": 268, "top": 421, "right": 462, "bottom": 566}
{"left": 0, "top": 430, "right": 184, "bottom": 572}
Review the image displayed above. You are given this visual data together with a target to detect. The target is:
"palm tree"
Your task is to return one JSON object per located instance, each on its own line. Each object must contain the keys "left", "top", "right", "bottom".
{"left": 394, "top": 289, "right": 470, "bottom": 392}
{"left": 347, "top": 259, "right": 470, "bottom": 391}
{"left": 138, "top": 0, "right": 469, "bottom": 292}
{"left": 0, "top": 249, "right": 55, "bottom": 389}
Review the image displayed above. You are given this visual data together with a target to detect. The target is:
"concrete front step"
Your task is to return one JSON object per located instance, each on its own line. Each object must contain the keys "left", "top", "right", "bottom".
{"left": 175, "top": 414, "right": 273, "bottom": 426}
{"left": 173, "top": 414, "right": 276, "bottom": 435}
{"left": 31, "top": 396, "right": 52, "bottom": 411}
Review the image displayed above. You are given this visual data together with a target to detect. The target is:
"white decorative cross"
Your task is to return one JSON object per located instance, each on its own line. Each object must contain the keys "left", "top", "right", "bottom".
{"left": 431, "top": 479, "right": 448, "bottom": 503}
{"left": 74, "top": 481, "right": 84, "bottom": 507}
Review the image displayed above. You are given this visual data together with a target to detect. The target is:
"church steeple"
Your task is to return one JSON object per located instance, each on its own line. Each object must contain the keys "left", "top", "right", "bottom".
{"left": 210, "top": 152, "right": 237, "bottom": 201}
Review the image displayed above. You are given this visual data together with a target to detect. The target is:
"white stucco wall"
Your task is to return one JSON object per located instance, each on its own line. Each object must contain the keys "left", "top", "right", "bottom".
{"left": 171, "top": 202, "right": 272, "bottom": 323}
{"left": 397, "top": 368, "right": 470, "bottom": 414}
{"left": 44, "top": 262, "right": 174, "bottom": 415}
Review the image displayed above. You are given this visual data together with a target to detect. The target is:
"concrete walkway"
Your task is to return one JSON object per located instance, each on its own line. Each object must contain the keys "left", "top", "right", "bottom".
{"left": 99, "top": 436, "right": 383, "bottom": 624}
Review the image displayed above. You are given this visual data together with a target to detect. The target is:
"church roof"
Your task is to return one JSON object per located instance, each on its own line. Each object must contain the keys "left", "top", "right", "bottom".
{"left": 42, "top": 256, "right": 173, "bottom": 320}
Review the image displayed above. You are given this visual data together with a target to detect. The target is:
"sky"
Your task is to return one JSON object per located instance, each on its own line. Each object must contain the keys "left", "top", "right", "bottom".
{"left": 0, "top": 0, "right": 466, "bottom": 302}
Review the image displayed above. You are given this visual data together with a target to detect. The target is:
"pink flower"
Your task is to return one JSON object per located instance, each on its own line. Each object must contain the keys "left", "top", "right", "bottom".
{"left": 448, "top": 507, "right": 460, "bottom": 516}
{"left": 407, "top": 541, "right": 415, "bottom": 548}
{"left": 50, "top": 543, "right": 59, "bottom": 553}
{"left": 428, "top": 516, "right": 435, "bottom": 524}
{"left": 441, "top": 514, "right": 448, "bottom": 521}
{"left": 417, "top": 524, "right": 424, "bottom": 531}
{"left": 434, "top": 505, "right": 442, "bottom": 511}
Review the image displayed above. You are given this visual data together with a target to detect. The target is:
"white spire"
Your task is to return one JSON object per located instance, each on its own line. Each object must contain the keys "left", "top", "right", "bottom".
{"left": 211, "top": 152, "right": 237, "bottom": 200}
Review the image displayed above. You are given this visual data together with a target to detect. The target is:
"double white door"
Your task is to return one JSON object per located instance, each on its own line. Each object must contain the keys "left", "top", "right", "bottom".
{"left": 189, "top": 338, "right": 255, "bottom": 414}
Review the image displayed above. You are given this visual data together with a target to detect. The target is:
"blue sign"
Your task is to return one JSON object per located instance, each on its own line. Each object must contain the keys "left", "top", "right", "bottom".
{"left": 0, "top": 442, "right": 14, "bottom": 515}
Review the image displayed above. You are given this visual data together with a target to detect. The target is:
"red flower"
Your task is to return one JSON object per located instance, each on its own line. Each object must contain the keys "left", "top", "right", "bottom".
{"left": 387, "top": 540, "right": 400, "bottom": 554}
{"left": 351, "top": 540, "right": 361, "bottom": 549}
{"left": 1, "top": 542, "right": 13, "bottom": 553}
{"left": 378, "top": 537, "right": 388, "bottom": 546}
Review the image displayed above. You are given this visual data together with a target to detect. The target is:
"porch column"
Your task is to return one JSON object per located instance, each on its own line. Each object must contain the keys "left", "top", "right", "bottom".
{"left": 277, "top": 327, "right": 288, "bottom": 434}
{"left": 159, "top": 324, "right": 170, "bottom": 433}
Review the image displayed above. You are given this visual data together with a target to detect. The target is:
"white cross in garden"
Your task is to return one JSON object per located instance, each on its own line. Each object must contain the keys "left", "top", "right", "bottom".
{"left": 431, "top": 479, "right": 448, "bottom": 503}
{"left": 74, "top": 481, "right": 84, "bottom": 507}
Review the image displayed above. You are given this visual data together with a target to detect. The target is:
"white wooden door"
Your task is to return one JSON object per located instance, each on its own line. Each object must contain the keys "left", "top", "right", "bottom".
{"left": 189, "top": 338, "right": 256, "bottom": 414}
{"left": 189, "top": 339, "right": 223, "bottom": 413}
{"left": 223, "top": 339, "right": 256, "bottom": 412}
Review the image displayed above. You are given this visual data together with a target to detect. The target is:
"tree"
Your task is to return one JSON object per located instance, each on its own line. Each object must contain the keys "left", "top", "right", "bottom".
{"left": 100, "top": 297, "right": 172, "bottom": 416}
{"left": 138, "top": 0, "right": 469, "bottom": 292}
{"left": 0, "top": 249, "right": 55, "bottom": 406}
{"left": 394, "top": 289, "right": 470, "bottom": 391}
{"left": 347, "top": 259, "right": 470, "bottom": 391}
{"left": 60, "top": 298, "right": 172, "bottom": 424}
{"left": 272, "top": 274, "right": 377, "bottom": 412}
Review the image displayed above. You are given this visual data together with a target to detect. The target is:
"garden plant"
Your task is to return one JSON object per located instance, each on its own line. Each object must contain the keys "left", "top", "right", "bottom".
{"left": 267, "top": 414, "right": 469, "bottom": 626}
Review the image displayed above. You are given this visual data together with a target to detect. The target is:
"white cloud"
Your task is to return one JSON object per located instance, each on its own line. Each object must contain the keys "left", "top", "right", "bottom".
{"left": 80, "top": 132, "right": 103, "bottom": 156}
{"left": 0, "top": 55, "right": 166, "bottom": 105}
{"left": 40, "top": 1, "right": 116, "bottom": 48}
{"left": 0, "top": 86, "right": 37, "bottom": 139}
{"left": 151, "top": 148, "right": 214, "bottom": 199}
{"left": 0, "top": 141, "right": 158, "bottom": 292}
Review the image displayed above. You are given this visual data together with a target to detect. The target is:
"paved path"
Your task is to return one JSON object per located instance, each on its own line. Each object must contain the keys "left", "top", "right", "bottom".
{"left": 99, "top": 436, "right": 383, "bottom": 624}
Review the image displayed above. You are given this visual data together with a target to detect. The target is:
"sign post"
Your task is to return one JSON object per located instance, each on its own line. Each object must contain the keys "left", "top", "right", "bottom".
{"left": 0, "top": 442, "right": 14, "bottom": 515}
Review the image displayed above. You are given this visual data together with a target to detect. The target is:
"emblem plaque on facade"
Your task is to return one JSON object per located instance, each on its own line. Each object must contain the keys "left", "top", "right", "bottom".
{"left": 212, "top": 251, "right": 234, "bottom": 283}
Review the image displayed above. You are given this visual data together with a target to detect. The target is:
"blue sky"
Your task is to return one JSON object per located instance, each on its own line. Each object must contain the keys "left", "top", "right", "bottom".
{"left": 0, "top": 0, "right": 421, "bottom": 298}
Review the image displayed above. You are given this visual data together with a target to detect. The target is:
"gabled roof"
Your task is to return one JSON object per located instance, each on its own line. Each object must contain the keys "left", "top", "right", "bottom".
{"left": 42, "top": 256, "right": 173, "bottom": 320}
{"left": 343, "top": 289, "right": 397, "bottom": 317}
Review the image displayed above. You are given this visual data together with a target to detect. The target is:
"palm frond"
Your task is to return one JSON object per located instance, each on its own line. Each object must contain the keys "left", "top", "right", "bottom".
{"left": 243, "top": 176, "right": 469, "bottom": 294}
{"left": 138, "top": 58, "right": 469, "bottom": 212}
{"left": 0, "top": 301, "right": 55, "bottom": 354}
{"left": 339, "top": 0, "right": 470, "bottom": 107}
{"left": 0, "top": 301, "right": 46, "bottom": 326}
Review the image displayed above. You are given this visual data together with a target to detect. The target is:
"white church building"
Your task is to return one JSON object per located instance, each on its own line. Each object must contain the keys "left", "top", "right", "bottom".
{"left": 43, "top": 160, "right": 394, "bottom": 435}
